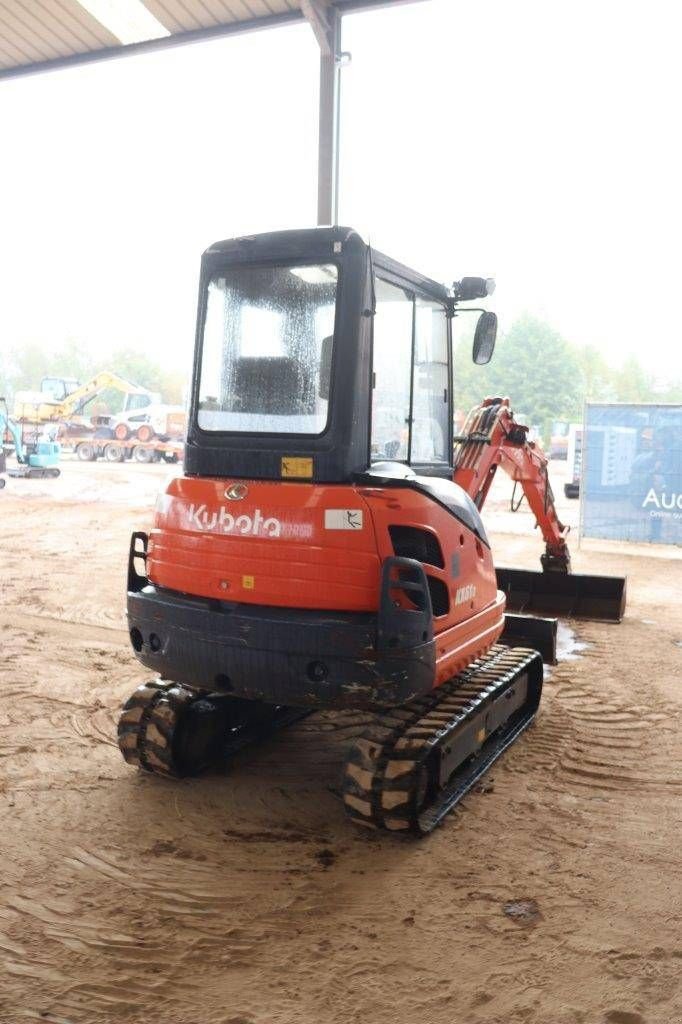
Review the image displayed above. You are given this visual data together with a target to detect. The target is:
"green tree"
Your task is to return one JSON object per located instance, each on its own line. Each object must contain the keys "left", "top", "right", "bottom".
{"left": 575, "top": 344, "right": 615, "bottom": 402}
{"left": 3, "top": 342, "right": 52, "bottom": 394}
{"left": 50, "top": 338, "right": 98, "bottom": 384}
{"left": 611, "top": 355, "right": 654, "bottom": 403}
{"left": 0, "top": 339, "right": 187, "bottom": 409}
{"left": 1, "top": 338, "right": 98, "bottom": 400}
{"left": 454, "top": 313, "right": 582, "bottom": 441}
{"left": 98, "top": 349, "right": 189, "bottom": 405}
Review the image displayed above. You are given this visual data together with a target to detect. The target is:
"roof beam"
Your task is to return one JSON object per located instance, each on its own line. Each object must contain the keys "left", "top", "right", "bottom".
{"left": 0, "top": 0, "right": 426, "bottom": 229}
{"left": 301, "top": 0, "right": 336, "bottom": 56}
{"left": 0, "top": 1, "right": 423, "bottom": 81}
{"left": 0, "top": 9, "right": 299, "bottom": 79}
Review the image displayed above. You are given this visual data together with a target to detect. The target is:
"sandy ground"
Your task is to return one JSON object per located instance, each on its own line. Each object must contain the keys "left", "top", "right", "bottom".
{"left": 1, "top": 458, "right": 680, "bottom": 1024}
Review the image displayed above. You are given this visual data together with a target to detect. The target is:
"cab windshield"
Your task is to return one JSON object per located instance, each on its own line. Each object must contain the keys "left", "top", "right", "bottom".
{"left": 197, "top": 263, "right": 338, "bottom": 434}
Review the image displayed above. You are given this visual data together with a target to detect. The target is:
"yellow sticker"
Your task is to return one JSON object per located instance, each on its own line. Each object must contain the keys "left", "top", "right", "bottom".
{"left": 281, "top": 456, "right": 313, "bottom": 479}
{"left": 476, "top": 728, "right": 486, "bottom": 744}
{"left": 242, "top": 575, "right": 255, "bottom": 590}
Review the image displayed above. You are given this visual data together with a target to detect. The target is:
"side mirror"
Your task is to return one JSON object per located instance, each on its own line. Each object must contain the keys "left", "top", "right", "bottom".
{"left": 318, "top": 335, "right": 333, "bottom": 399}
{"left": 472, "top": 311, "right": 497, "bottom": 365}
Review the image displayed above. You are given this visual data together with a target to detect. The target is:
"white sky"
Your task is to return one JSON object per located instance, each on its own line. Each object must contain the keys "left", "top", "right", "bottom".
{"left": 1, "top": 0, "right": 681, "bottom": 379}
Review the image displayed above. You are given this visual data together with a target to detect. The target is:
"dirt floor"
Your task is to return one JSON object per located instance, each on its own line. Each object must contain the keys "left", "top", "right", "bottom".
{"left": 1, "top": 459, "right": 680, "bottom": 1024}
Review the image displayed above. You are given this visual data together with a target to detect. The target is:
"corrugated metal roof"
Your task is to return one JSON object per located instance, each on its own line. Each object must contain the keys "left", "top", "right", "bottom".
{"left": 0, "top": 0, "right": 418, "bottom": 78}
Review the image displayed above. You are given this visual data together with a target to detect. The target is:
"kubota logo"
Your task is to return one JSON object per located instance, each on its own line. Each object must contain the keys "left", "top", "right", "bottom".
{"left": 454, "top": 584, "right": 477, "bottom": 605}
{"left": 225, "top": 483, "right": 248, "bottom": 500}
{"left": 187, "top": 503, "right": 282, "bottom": 538}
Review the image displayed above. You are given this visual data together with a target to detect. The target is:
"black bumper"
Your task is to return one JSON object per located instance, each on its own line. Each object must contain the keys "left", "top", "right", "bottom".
{"left": 127, "top": 533, "right": 436, "bottom": 710}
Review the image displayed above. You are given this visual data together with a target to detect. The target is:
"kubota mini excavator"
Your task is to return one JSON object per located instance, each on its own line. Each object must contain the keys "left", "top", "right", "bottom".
{"left": 117, "top": 228, "right": 626, "bottom": 834}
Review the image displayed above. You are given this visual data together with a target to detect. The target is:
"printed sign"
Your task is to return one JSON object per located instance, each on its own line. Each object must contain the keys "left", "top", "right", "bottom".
{"left": 581, "top": 403, "right": 682, "bottom": 545}
{"left": 281, "top": 457, "right": 313, "bottom": 478}
{"left": 324, "top": 509, "right": 364, "bottom": 530}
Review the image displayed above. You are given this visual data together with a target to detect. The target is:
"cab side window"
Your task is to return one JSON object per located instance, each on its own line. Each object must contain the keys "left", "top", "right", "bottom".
{"left": 411, "top": 297, "right": 449, "bottom": 464}
{"left": 371, "top": 279, "right": 450, "bottom": 467}
{"left": 371, "top": 279, "right": 414, "bottom": 461}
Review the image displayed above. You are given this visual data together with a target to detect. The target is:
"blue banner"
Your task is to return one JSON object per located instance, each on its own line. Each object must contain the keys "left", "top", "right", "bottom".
{"left": 582, "top": 403, "right": 682, "bottom": 545}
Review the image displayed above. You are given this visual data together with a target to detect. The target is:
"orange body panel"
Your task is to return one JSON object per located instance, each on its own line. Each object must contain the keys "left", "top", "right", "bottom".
{"left": 148, "top": 476, "right": 506, "bottom": 688}
{"left": 149, "top": 478, "right": 381, "bottom": 612}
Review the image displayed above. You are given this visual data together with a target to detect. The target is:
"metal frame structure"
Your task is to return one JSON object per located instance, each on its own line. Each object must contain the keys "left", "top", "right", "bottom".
{"left": 302, "top": 1, "right": 344, "bottom": 224}
{"left": 0, "top": 1, "right": 425, "bottom": 227}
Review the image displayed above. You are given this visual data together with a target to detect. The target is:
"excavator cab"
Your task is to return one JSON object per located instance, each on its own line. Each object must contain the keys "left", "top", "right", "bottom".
{"left": 41, "top": 377, "right": 80, "bottom": 403}
{"left": 185, "top": 226, "right": 624, "bottom": 627}
{"left": 118, "top": 227, "right": 625, "bottom": 835}
{"left": 186, "top": 227, "right": 460, "bottom": 483}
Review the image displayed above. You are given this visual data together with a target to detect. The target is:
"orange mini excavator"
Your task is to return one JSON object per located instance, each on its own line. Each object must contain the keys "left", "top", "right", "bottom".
{"left": 118, "top": 228, "right": 626, "bottom": 834}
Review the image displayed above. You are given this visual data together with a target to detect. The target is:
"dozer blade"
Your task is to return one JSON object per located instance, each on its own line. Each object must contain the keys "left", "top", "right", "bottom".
{"left": 342, "top": 645, "right": 543, "bottom": 836}
{"left": 501, "top": 612, "right": 557, "bottom": 664}
{"left": 496, "top": 566, "right": 626, "bottom": 622}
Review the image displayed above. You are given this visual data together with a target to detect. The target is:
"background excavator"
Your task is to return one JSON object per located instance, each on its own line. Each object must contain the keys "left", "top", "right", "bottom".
{"left": 13, "top": 372, "right": 157, "bottom": 427}
{"left": 0, "top": 396, "right": 61, "bottom": 485}
{"left": 117, "top": 227, "right": 626, "bottom": 835}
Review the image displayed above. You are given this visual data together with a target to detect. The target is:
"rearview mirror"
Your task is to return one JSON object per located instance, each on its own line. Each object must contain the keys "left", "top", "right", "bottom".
{"left": 472, "top": 311, "right": 497, "bottom": 365}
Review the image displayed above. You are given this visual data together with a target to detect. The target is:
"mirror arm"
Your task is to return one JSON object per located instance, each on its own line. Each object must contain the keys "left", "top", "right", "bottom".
{"left": 446, "top": 301, "right": 487, "bottom": 318}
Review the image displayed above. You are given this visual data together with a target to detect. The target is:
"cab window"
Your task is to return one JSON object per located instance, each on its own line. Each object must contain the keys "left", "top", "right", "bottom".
{"left": 371, "top": 279, "right": 449, "bottom": 467}
{"left": 371, "top": 279, "right": 413, "bottom": 461}
{"left": 411, "top": 296, "right": 449, "bottom": 464}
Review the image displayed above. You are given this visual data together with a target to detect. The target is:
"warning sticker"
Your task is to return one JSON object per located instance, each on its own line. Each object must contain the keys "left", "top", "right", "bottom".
{"left": 281, "top": 457, "right": 313, "bottom": 478}
{"left": 324, "top": 509, "right": 364, "bottom": 530}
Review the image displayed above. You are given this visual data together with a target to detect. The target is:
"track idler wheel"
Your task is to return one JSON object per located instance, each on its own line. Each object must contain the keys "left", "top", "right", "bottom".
{"left": 117, "top": 680, "right": 230, "bottom": 778}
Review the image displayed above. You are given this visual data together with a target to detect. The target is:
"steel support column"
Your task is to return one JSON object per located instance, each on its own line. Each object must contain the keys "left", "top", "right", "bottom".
{"left": 302, "top": 1, "right": 343, "bottom": 226}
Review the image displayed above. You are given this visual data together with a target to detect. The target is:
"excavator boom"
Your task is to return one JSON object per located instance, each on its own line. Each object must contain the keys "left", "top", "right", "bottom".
{"left": 453, "top": 397, "right": 626, "bottom": 621}
{"left": 13, "top": 372, "right": 156, "bottom": 424}
{"left": 55, "top": 372, "right": 152, "bottom": 419}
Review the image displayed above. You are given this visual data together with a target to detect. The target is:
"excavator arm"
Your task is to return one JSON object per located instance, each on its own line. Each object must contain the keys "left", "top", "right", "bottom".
{"left": 13, "top": 372, "right": 154, "bottom": 425}
{"left": 57, "top": 372, "right": 151, "bottom": 419}
{"left": 1, "top": 399, "right": 27, "bottom": 464}
{"left": 453, "top": 397, "right": 626, "bottom": 621}
{"left": 453, "top": 396, "right": 570, "bottom": 571}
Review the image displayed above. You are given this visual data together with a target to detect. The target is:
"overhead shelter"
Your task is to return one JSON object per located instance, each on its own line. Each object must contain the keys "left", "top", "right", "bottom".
{"left": 0, "top": 0, "right": 425, "bottom": 223}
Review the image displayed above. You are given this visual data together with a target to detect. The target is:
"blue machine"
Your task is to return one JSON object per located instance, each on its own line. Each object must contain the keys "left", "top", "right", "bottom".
{"left": 0, "top": 397, "right": 61, "bottom": 481}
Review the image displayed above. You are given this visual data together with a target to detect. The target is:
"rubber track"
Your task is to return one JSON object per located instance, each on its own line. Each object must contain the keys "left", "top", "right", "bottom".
{"left": 117, "top": 681, "right": 311, "bottom": 778}
{"left": 117, "top": 680, "right": 198, "bottom": 777}
{"left": 341, "top": 645, "right": 543, "bottom": 835}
